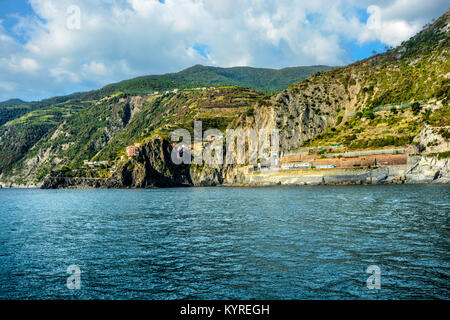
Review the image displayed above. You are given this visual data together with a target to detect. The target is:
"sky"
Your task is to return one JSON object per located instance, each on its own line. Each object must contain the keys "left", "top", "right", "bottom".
{"left": 0, "top": 0, "right": 448, "bottom": 101}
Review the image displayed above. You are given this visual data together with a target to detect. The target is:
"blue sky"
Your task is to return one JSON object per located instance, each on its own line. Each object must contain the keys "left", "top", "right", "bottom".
{"left": 0, "top": 0, "right": 35, "bottom": 44}
{"left": 0, "top": 0, "right": 448, "bottom": 101}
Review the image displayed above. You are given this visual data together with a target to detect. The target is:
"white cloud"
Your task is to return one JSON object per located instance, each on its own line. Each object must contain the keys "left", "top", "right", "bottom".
{"left": 20, "top": 58, "right": 40, "bottom": 72}
{"left": 365, "top": 5, "right": 417, "bottom": 46}
{"left": 82, "top": 61, "right": 107, "bottom": 76}
{"left": 0, "top": 0, "right": 448, "bottom": 101}
{"left": 358, "top": 0, "right": 449, "bottom": 46}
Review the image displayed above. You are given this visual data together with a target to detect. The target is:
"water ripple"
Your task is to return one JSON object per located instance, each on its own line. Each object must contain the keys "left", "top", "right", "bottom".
{"left": 0, "top": 185, "right": 449, "bottom": 299}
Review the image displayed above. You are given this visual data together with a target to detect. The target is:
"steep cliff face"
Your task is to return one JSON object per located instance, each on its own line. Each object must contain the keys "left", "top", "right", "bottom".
{"left": 189, "top": 164, "right": 250, "bottom": 186}
{"left": 42, "top": 138, "right": 192, "bottom": 188}
{"left": 413, "top": 125, "right": 450, "bottom": 153}
{"left": 189, "top": 165, "right": 224, "bottom": 186}
{"left": 107, "top": 139, "right": 192, "bottom": 188}
{"left": 272, "top": 80, "right": 349, "bottom": 152}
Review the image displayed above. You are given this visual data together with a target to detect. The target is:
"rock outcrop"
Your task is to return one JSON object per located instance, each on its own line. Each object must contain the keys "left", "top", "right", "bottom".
{"left": 107, "top": 138, "right": 192, "bottom": 188}
{"left": 406, "top": 155, "right": 450, "bottom": 183}
{"left": 42, "top": 139, "right": 193, "bottom": 189}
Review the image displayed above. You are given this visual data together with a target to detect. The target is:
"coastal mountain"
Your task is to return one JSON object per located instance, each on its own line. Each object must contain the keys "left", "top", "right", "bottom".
{"left": 0, "top": 64, "right": 330, "bottom": 127}
{"left": 0, "top": 99, "right": 26, "bottom": 107}
{"left": 0, "top": 11, "right": 449, "bottom": 187}
{"left": 105, "top": 64, "right": 332, "bottom": 94}
{"left": 0, "top": 64, "right": 330, "bottom": 182}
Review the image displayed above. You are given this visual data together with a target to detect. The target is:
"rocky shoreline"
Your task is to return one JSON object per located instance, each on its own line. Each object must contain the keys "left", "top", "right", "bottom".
{"left": 2, "top": 138, "right": 448, "bottom": 189}
{"left": 0, "top": 183, "right": 40, "bottom": 189}
{"left": 1, "top": 168, "right": 448, "bottom": 189}
{"left": 29, "top": 155, "right": 450, "bottom": 189}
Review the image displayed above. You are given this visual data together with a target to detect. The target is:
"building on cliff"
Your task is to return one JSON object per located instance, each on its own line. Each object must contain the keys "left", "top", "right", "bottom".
{"left": 126, "top": 143, "right": 142, "bottom": 157}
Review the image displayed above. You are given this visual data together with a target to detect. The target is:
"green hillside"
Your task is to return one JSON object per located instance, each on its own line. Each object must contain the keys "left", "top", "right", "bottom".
{"left": 102, "top": 64, "right": 331, "bottom": 95}
{"left": 288, "top": 11, "right": 450, "bottom": 152}
{"left": 0, "top": 64, "right": 330, "bottom": 126}
{"left": 0, "top": 99, "right": 26, "bottom": 107}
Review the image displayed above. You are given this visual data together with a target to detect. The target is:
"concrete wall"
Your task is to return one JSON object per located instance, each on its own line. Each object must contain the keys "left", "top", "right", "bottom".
{"left": 236, "top": 166, "right": 409, "bottom": 186}
{"left": 281, "top": 152, "right": 408, "bottom": 168}
{"left": 312, "top": 154, "right": 407, "bottom": 168}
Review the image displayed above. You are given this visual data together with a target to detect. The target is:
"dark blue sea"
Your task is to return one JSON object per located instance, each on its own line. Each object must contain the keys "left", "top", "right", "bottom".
{"left": 0, "top": 185, "right": 449, "bottom": 299}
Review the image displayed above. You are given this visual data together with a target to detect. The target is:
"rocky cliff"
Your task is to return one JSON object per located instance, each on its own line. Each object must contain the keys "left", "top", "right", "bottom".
{"left": 42, "top": 138, "right": 192, "bottom": 188}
